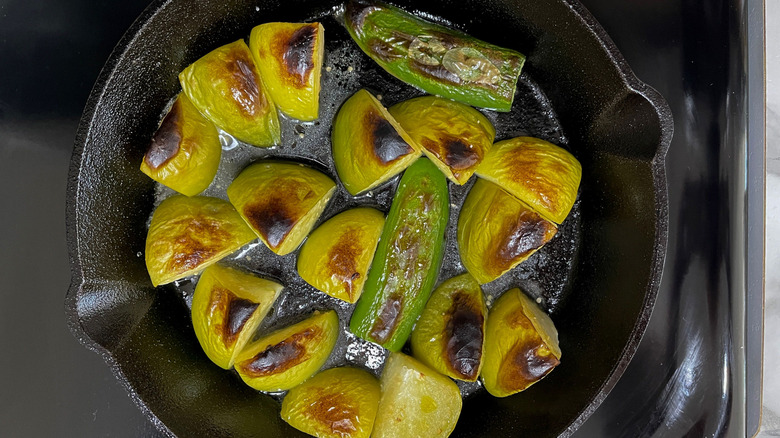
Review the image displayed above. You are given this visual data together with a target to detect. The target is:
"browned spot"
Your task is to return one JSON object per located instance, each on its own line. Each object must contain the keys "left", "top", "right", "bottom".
{"left": 443, "top": 292, "right": 484, "bottom": 380}
{"left": 241, "top": 327, "right": 321, "bottom": 377}
{"left": 421, "top": 136, "right": 480, "bottom": 173}
{"left": 223, "top": 47, "right": 266, "bottom": 117}
{"left": 279, "top": 24, "right": 317, "bottom": 88}
{"left": 490, "top": 209, "right": 557, "bottom": 274}
{"left": 209, "top": 287, "right": 259, "bottom": 347}
{"left": 365, "top": 110, "right": 414, "bottom": 165}
{"left": 443, "top": 138, "right": 479, "bottom": 170}
{"left": 326, "top": 228, "right": 365, "bottom": 300}
{"left": 243, "top": 180, "right": 313, "bottom": 249}
{"left": 498, "top": 311, "right": 559, "bottom": 391}
{"left": 244, "top": 198, "right": 295, "bottom": 249}
{"left": 144, "top": 99, "right": 183, "bottom": 169}
{"left": 304, "top": 390, "right": 359, "bottom": 435}
{"left": 368, "top": 37, "right": 404, "bottom": 62}
{"left": 345, "top": 0, "right": 379, "bottom": 33}
{"left": 166, "top": 217, "right": 231, "bottom": 273}
{"left": 410, "top": 60, "right": 463, "bottom": 86}
{"left": 370, "top": 294, "right": 404, "bottom": 343}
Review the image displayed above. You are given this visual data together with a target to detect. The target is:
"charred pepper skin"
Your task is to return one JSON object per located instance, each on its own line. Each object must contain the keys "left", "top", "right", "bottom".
{"left": 344, "top": 0, "right": 525, "bottom": 112}
{"left": 349, "top": 158, "right": 449, "bottom": 352}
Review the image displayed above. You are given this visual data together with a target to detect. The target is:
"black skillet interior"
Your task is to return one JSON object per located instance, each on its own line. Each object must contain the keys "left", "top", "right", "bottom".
{"left": 66, "top": 0, "right": 672, "bottom": 436}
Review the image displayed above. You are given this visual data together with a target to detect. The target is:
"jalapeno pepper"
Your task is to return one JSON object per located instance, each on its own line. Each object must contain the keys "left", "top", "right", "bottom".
{"left": 349, "top": 158, "right": 449, "bottom": 351}
{"left": 344, "top": 0, "right": 525, "bottom": 112}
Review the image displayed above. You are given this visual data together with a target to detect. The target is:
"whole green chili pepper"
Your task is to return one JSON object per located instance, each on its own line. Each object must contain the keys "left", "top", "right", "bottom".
{"left": 344, "top": 0, "right": 525, "bottom": 112}
{"left": 349, "top": 158, "right": 449, "bottom": 351}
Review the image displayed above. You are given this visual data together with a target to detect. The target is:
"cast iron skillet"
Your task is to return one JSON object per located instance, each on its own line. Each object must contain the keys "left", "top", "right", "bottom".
{"left": 66, "top": 0, "right": 673, "bottom": 436}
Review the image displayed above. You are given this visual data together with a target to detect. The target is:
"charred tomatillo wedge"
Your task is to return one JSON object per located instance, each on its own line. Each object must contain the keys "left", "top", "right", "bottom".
{"left": 332, "top": 89, "right": 422, "bottom": 195}
{"left": 179, "top": 40, "right": 280, "bottom": 147}
{"left": 227, "top": 162, "right": 336, "bottom": 255}
{"left": 410, "top": 273, "right": 486, "bottom": 381}
{"left": 458, "top": 179, "right": 558, "bottom": 284}
{"left": 481, "top": 288, "right": 561, "bottom": 397}
{"left": 344, "top": 0, "right": 525, "bottom": 112}
{"left": 372, "top": 352, "right": 462, "bottom": 438}
{"left": 191, "top": 264, "right": 283, "bottom": 369}
{"left": 389, "top": 96, "right": 495, "bottom": 184}
{"left": 249, "top": 22, "right": 324, "bottom": 121}
{"left": 349, "top": 158, "right": 448, "bottom": 351}
{"left": 475, "top": 137, "right": 582, "bottom": 224}
{"left": 145, "top": 196, "right": 256, "bottom": 287}
{"left": 297, "top": 208, "right": 385, "bottom": 303}
{"left": 281, "top": 367, "right": 380, "bottom": 438}
{"left": 140, "top": 93, "right": 221, "bottom": 196}
{"left": 234, "top": 310, "right": 339, "bottom": 392}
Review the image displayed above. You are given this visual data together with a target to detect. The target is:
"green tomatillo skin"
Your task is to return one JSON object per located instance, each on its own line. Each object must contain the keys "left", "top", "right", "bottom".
{"left": 349, "top": 158, "right": 449, "bottom": 351}
{"left": 344, "top": 0, "right": 525, "bottom": 112}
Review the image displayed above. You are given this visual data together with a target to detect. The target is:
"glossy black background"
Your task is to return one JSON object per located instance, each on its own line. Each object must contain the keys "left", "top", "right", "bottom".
{"left": 0, "top": 0, "right": 762, "bottom": 436}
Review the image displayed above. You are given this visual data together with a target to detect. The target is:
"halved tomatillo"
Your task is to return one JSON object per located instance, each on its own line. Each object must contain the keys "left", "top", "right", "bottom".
{"left": 227, "top": 161, "right": 336, "bottom": 255}
{"left": 140, "top": 93, "right": 221, "bottom": 196}
{"left": 144, "top": 196, "right": 256, "bottom": 287}
{"left": 179, "top": 40, "right": 281, "bottom": 147}
{"left": 281, "top": 367, "right": 381, "bottom": 438}
{"left": 249, "top": 22, "right": 325, "bottom": 121}
{"left": 481, "top": 288, "right": 561, "bottom": 397}
{"left": 410, "top": 273, "right": 487, "bottom": 381}
{"left": 332, "top": 89, "right": 422, "bottom": 195}
{"left": 457, "top": 179, "right": 557, "bottom": 284}
{"left": 191, "top": 264, "right": 283, "bottom": 369}
{"left": 297, "top": 208, "right": 385, "bottom": 303}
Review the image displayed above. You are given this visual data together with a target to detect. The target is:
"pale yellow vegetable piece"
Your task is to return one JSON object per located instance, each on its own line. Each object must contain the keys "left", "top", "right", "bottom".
{"left": 389, "top": 95, "right": 495, "bottom": 185}
{"left": 410, "top": 273, "right": 486, "bottom": 381}
{"left": 179, "top": 40, "right": 281, "bottom": 147}
{"left": 332, "top": 89, "right": 422, "bottom": 195}
{"left": 372, "top": 352, "right": 462, "bottom": 438}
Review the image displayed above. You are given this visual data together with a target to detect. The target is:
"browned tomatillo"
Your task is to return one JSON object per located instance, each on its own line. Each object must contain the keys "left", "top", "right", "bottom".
{"left": 410, "top": 273, "right": 487, "bottom": 381}
{"left": 144, "top": 196, "right": 257, "bottom": 287}
{"left": 191, "top": 264, "right": 283, "bottom": 369}
{"left": 297, "top": 208, "right": 385, "bottom": 303}
{"left": 389, "top": 95, "right": 495, "bottom": 184}
{"left": 458, "top": 179, "right": 557, "bottom": 284}
{"left": 481, "top": 288, "right": 561, "bottom": 397}
{"left": 332, "top": 89, "right": 422, "bottom": 195}
{"left": 475, "top": 136, "right": 581, "bottom": 224}
{"left": 179, "top": 40, "right": 280, "bottom": 147}
{"left": 281, "top": 367, "right": 380, "bottom": 438}
{"left": 227, "top": 161, "right": 336, "bottom": 255}
{"left": 140, "top": 93, "right": 221, "bottom": 196}
{"left": 234, "top": 310, "right": 339, "bottom": 392}
{"left": 249, "top": 22, "right": 325, "bottom": 121}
